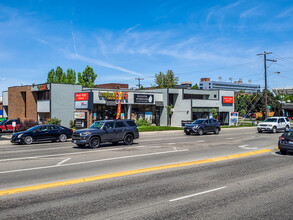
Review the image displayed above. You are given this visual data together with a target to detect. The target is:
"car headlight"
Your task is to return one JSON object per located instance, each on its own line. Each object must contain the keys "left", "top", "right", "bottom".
{"left": 269, "top": 125, "right": 273, "bottom": 127}
{"left": 80, "top": 131, "right": 90, "bottom": 136}
{"left": 193, "top": 126, "right": 198, "bottom": 130}
{"left": 17, "top": 134, "right": 22, "bottom": 138}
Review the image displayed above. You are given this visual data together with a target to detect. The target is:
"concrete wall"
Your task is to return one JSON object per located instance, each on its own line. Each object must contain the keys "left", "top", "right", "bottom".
{"left": 2, "top": 91, "right": 8, "bottom": 106}
{"left": 50, "top": 84, "right": 83, "bottom": 127}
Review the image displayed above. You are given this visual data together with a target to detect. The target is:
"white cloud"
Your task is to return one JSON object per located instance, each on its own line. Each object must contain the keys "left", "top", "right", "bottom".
{"left": 240, "top": 6, "right": 260, "bottom": 18}
{"left": 276, "top": 8, "right": 293, "bottom": 18}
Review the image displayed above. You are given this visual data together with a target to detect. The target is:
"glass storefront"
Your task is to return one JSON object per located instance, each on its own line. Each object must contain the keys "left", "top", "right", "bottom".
{"left": 92, "top": 104, "right": 127, "bottom": 121}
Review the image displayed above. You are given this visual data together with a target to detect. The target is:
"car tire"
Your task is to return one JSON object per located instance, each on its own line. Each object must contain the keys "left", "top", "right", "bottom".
{"left": 198, "top": 128, "right": 203, "bottom": 136}
{"left": 59, "top": 134, "right": 67, "bottom": 142}
{"left": 89, "top": 137, "right": 100, "bottom": 148}
{"left": 280, "top": 149, "right": 287, "bottom": 155}
{"left": 258, "top": 130, "right": 263, "bottom": 133}
{"left": 272, "top": 127, "right": 277, "bottom": 133}
{"left": 285, "top": 125, "right": 290, "bottom": 131}
{"left": 214, "top": 128, "right": 220, "bottom": 134}
{"left": 124, "top": 134, "right": 134, "bottom": 145}
{"left": 24, "top": 136, "right": 33, "bottom": 145}
{"left": 185, "top": 132, "right": 190, "bottom": 135}
{"left": 112, "top": 141, "right": 119, "bottom": 145}
{"left": 77, "top": 144, "right": 85, "bottom": 148}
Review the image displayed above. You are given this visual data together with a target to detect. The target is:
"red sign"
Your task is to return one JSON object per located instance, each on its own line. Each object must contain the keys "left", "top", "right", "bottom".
{"left": 38, "top": 84, "right": 48, "bottom": 90}
{"left": 222, "top": 96, "right": 233, "bottom": 104}
{"left": 75, "top": 93, "right": 89, "bottom": 101}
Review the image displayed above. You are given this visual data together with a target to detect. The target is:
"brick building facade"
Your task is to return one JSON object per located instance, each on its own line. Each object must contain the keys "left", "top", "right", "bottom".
{"left": 7, "top": 86, "right": 38, "bottom": 121}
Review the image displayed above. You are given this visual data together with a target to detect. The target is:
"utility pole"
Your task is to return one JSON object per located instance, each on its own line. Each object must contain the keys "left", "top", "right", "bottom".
{"left": 257, "top": 51, "right": 277, "bottom": 119}
{"left": 135, "top": 77, "right": 144, "bottom": 89}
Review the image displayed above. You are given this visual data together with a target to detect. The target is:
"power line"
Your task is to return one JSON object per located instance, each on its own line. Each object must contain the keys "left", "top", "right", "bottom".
{"left": 135, "top": 77, "right": 144, "bottom": 89}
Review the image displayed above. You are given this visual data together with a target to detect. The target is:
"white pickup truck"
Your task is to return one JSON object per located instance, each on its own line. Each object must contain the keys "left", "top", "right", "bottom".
{"left": 257, "top": 117, "right": 291, "bottom": 133}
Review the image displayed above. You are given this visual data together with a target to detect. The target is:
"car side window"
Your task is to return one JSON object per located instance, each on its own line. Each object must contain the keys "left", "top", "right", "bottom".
{"left": 5, "top": 120, "right": 12, "bottom": 125}
{"left": 285, "top": 118, "right": 289, "bottom": 122}
{"left": 105, "top": 122, "right": 114, "bottom": 129}
{"left": 48, "top": 125, "right": 58, "bottom": 130}
{"left": 279, "top": 118, "right": 285, "bottom": 123}
{"left": 116, "top": 122, "right": 126, "bottom": 128}
{"left": 40, "top": 126, "right": 48, "bottom": 132}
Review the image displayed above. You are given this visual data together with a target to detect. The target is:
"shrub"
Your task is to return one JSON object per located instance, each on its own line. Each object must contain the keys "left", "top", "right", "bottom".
{"left": 136, "top": 118, "right": 151, "bottom": 127}
{"left": 18, "top": 119, "right": 39, "bottom": 131}
{"left": 46, "top": 117, "right": 61, "bottom": 125}
{"left": 69, "top": 120, "right": 74, "bottom": 128}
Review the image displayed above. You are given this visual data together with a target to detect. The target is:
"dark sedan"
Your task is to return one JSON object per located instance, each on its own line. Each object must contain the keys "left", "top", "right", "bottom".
{"left": 11, "top": 125, "right": 73, "bottom": 144}
{"left": 278, "top": 129, "right": 293, "bottom": 155}
{"left": 184, "top": 118, "right": 221, "bottom": 135}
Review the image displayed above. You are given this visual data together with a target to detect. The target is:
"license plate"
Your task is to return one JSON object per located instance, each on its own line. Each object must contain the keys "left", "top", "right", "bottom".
{"left": 289, "top": 141, "right": 293, "bottom": 144}
{"left": 73, "top": 140, "right": 76, "bottom": 143}
{"left": 186, "top": 129, "right": 190, "bottom": 132}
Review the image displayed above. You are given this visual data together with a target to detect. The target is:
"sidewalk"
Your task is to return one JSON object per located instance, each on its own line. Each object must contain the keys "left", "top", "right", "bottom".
{"left": 0, "top": 134, "right": 12, "bottom": 145}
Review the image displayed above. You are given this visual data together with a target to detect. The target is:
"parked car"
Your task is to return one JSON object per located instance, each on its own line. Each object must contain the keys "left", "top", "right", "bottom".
{"left": 257, "top": 117, "right": 291, "bottom": 133}
{"left": 72, "top": 120, "right": 139, "bottom": 148}
{"left": 11, "top": 125, "right": 73, "bottom": 144}
{"left": 184, "top": 118, "right": 221, "bottom": 135}
{"left": 0, "top": 119, "right": 21, "bottom": 133}
{"left": 278, "top": 129, "right": 293, "bottom": 155}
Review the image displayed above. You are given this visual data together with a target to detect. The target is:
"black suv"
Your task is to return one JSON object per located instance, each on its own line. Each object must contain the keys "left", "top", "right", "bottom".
{"left": 184, "top": 118, "right": 221, "bottom": 135}
{"left": 72, "top": 120, "right": 139, "bottom": 148}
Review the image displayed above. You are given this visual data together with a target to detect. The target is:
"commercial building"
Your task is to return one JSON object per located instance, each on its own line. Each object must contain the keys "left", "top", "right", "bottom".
{"left": 273, "top": 88, "right": 293, "bottom": 118}
{"left": 0, "top": 96, "right": 3, "bottom": 118}
{"left": 199, "top": 78, "right": 261, "bottom": 93}
{"left": 2, "top": 83, "right": 235, "bottom": 127}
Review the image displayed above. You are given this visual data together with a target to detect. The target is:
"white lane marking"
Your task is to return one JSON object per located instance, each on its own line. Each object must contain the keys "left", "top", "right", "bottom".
{"left": 226, "top": 138, "right": 234, "bottom": 140}
{"left": 196, "top": 140, "right": 205, "bottom": 143}
{"left": 169, "top": 186, "right": 227, "bottom": 202}
{"left": 57, "top": 158, "right": 71, "bottom": 166}
{"left": 0, "top": 149, "right": 189, "bottom": 174}
{"left": 0, "top": 146, "right": 146, "bottom": 162}
{"left": 238, "top": 145, "right": 257, "bottom": 150}
{"left": 173, "top": 147, "right": 177, "bottom": 151}
{"left": 167, "top": 143, "right": 176, "bottom": 145}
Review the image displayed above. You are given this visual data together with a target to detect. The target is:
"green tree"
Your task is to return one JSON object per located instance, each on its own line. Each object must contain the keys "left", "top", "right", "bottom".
{"left": 212, "top": 108, "right": 218, "bottom": 119}
{"left": 66, "top": 68, "right": 76, "bottom": 84}
{"left": 191, "top": 84, "right": 199, "bottom": 90}
{"left": 47, "top": 69, "right": 56, "bottom": 83}
{"left": 154, "top": 70, "right": 179, "bottom": 88}
{"left": 77, "top": 65, "right": 97, "bottom": 87}
{"left": 165, "top": 104, "right": 173, "bottom": 126}
{"left": 55, "top": 66, "right": 63, "bottom": 82}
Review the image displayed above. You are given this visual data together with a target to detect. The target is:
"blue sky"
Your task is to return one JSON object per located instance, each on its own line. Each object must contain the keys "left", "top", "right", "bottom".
{"left": 1, "top": 0, "right": 293, "bottom": 94}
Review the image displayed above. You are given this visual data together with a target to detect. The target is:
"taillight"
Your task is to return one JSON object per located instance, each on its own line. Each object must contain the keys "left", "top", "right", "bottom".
{"left": 71, "top": 129, "right": 74, "bottom": 132}
{"left": 279, "top": 136, "right": 285, "bottom": 141}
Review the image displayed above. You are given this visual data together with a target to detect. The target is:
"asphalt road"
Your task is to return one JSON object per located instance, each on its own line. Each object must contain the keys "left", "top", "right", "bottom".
{"left": 1, "top": 128, "right": 292, "bottom": 219}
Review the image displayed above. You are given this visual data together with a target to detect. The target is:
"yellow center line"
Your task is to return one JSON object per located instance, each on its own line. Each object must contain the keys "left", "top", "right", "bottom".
{"left": 0, "top": 148, "right": 274, "bottom": 196}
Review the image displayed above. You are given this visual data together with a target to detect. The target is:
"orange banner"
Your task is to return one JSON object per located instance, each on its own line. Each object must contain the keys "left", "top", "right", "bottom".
{"left": 116, "top": 92, "right": 122, "bottom": 119}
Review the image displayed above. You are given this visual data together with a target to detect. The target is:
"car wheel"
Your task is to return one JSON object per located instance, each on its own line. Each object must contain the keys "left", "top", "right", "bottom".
{"left": 258, "top": 130, "right": 262, "bottom": 133}
{"left": 112, "top": 141, "right": 119, "bottom": 145}
{"left": 90, "top": 137, "right": 100, "bottom": 148}
{"left": 77, "top": 144, "right": 85, "bottom": 148}
{"left": 24, "top": 136, "right": 33, "bottom": 145}
{"left": 198, "top": 128, "right": 203, "bottom": 136}
{"left": 214, "top": 128, "right": 220, "bottom": 134}
{"left": 124, "top": 134, "right": 134, "bottom": 145}
{"left": 272, "top": 127, "right": 277, "bottom": 133}
{"left": 285, "top": 125, "right": 290, "bottom": 131}
{"left": 59, "top": 134, "right": 67, "bottom": 142}
{"left": 185, "top": 132, "right": 190, "bottom": 135}
{"left": 280, "top": 149, "right": 287, "bottom": 155}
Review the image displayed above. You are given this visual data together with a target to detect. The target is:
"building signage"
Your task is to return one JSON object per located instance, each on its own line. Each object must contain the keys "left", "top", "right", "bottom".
{"left": 74, "top": 92, "right": 93, "bottom": 109}
{"left": 75, "top": 93, "right": 89, "bottom": 101}
{"left": 37, "top": 84, "right": 48, "bottom": 90}
{"left": 99, "top": 91, "right": 128, "bottom": 100}
{"left": 222, "top": 96, "right": 233, "bottom": 104}
{"left": 74, "top": 120, "right": 87, "bottom": 128}
{"left": 134, "top": 94, "right": 154, "bottom": 103}
{"left": 74, "top": 112, "right": 86, "bottom": 119}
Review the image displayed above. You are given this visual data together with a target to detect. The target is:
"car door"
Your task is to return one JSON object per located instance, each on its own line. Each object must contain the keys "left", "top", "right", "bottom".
{"left": 5, "top": 120, "right": 13, "bottom": 131}
{"left": 101, "top": 122, "right": 115, "bottom": 142}
{"left": 47, "top": 125, "right": 61, "bottom": 140}
{"left": 208, "top": 119, "right": 215, "bottom": 131}
{"left": 34, "top": 126, "right": 49, "bottom": 141}
{"left": 114, "top": 121, "right": 127, "bottom": 140}
{"left": 278, "top": 118, "right": 286, "bottom": 130}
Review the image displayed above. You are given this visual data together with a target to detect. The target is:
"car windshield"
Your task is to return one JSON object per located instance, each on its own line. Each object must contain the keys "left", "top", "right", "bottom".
{"left": 0, "top": 120, "right": 7, "bottom": 125}
{"left": 192, "top": 119, "right": 206, "bottom": 124}
{"left": 263, "top": 118, "right": 277, "bottom": 123}
{"left": 90, "top": 122, "right": 105, "bottom": 129}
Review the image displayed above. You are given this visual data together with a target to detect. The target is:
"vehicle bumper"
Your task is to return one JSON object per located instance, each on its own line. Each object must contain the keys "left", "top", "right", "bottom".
{"left": 72, "top": 137, "right": 89, "bottom": 145}
{"left": 184, "top": 128, "right": 198, "bottom": 134}
{"left": 10, "top": 137, "right": 23, "bottom": 144}
{"left": 278, "top": 141, "right": 293, "bottom": 152}
{"left": 257, "top": 127, "right": 273, "bottom": 132}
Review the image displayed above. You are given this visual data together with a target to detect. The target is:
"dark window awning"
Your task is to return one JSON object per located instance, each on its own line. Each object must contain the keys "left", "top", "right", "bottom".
{"left": 155, "top": 101, "right": 164, "bottom": 107}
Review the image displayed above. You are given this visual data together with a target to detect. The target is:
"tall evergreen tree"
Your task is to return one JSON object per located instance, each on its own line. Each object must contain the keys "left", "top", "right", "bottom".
{"left": 47, "top": 69, "right": 55, "bottom": 83}
{"left": 66, "top": 68, "right": 76, "bottom": 84}
{"left": 77, "top": 65, "right": 97, "bottom": 87}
